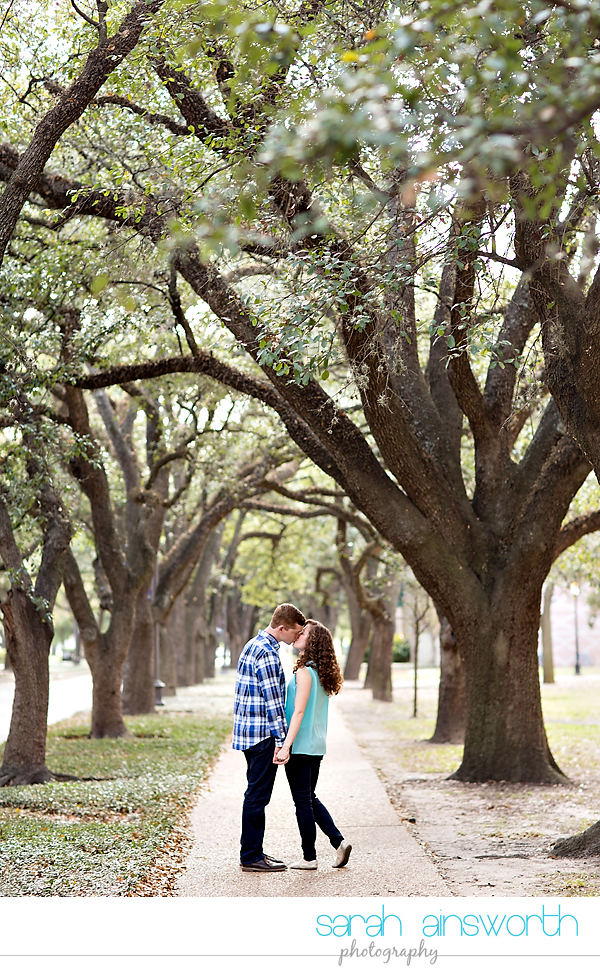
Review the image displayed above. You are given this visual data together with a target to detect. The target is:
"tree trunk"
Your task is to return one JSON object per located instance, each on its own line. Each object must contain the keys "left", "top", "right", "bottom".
{"left": 429, "top": 611, "right": 466, "bottom": 744}
{"left": 552, "top": 820, "right": 600, "bottom": 857}
{"left": 121, "top": 586, "right": 155, "bottom": 715}
{"left": 63, "top": 551, "right": 136, "bottom": 738}
{"left": 88, "top": 635, "right": 129, "bottom": 738}
{"left": 168, "top": 595, "right": 186, "bottom": 687}
{"left": 192, "top": 615, "right": 208, "bottom": 684}
{"left": 226, "top": 592, "right": 258, "bottom": 670}
{"left": 182, "top": 526, "right": 223, "bottom": 685}
{"left": 240, "top": 603, "right": 259, "bottom": 662}
{"left": 184, "top": 601, "right": 206, "bottom": 685}
{"left": 160, "top": 621, "right": 177, "bottom": 697}
{"left": 205, "top": 627, "right": 218, "bottom": 678}
{"left": 204, "top": 591, "right": 220, "bottom": 678}
{"left": 225, "top": 590, "right": 242, "bottom": 670}
{"left": 451, "top": 582, "right": 564, "bottom": 784}
{"left": 368, "top": 615, "right": 394, "bottom": 702}
{"left": 0, "top": 590, "right": 53, "bottom": 785}
{"left": 345, "top": 618, "right": 371, "bottom": 679}
{"left": 541, "top": 582, "right": 555, "bottom": 684}
{"left": 183, "top": 605, "right": 201, "bottom": 685}
{"left": 343, "top": 589, "right": 371, "bottom": 680}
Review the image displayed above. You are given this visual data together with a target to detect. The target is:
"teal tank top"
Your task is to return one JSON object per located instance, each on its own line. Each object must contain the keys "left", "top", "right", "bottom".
{"left": 285, "top": 664, "right": 329, "bottom": 756}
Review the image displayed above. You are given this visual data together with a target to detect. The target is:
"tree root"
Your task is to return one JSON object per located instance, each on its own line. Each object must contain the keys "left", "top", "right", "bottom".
{"left": 428, "top": 730, "right": 465, "bottom": 745}
{"left": 0, "top": 765, "right": 55, "bottom": 787}
{"left": 449, "top": 763, "right": 568, "bottom": 785}
{"left": 552, "top": 820, "right": 600, "bottom": 858}
{"left": 0, "top": 765, "right": 107, "bottom": 786}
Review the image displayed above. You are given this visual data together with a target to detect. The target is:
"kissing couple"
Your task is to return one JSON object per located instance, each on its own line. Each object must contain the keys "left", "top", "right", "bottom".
{"left": 232, "top": 603, "right": 352, "bottom": 872}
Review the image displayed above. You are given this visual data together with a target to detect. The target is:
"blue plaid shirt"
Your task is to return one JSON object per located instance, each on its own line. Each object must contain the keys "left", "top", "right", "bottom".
{"left": 232, "top": 629, "right": 287, "bottom": 751}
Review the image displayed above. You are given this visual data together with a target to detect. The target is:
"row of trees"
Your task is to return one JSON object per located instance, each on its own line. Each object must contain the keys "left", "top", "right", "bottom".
{"left": 2, "top": 0, "right": 600, "bottom": 852}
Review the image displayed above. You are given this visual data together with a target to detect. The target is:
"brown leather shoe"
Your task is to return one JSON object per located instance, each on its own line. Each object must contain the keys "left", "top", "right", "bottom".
{"left": 241, "top": 856, "right": 287, "bottom": 872}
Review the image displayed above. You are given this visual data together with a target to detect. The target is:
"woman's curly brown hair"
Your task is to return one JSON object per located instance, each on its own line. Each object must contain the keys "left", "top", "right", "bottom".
{"left": 293, "top": 619, "right": 343, "bottom": 696}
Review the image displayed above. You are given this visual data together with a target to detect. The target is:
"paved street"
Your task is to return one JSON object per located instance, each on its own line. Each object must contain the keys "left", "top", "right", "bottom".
{"left": 0, "top": 659, "right": 93, "bottom": 742}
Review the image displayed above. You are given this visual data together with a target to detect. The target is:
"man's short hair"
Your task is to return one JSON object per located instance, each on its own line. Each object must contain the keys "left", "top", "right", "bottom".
{"left": 270, "top": 603, "right": 306, "bottom": 628}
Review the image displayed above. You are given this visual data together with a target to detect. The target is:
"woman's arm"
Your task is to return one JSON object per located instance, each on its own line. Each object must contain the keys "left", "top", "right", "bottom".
{"left": 274, "top": 667, "right": 312, "bottom": 763}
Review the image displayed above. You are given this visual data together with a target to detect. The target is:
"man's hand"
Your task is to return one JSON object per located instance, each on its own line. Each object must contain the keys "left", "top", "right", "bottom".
{"left": 274, "top": 745, "right": 290, "bottom": 764}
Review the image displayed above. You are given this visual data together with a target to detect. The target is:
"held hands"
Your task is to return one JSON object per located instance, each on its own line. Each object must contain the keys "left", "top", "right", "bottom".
{"left": 274, "top": 746, "right": 290, "bottom": 765}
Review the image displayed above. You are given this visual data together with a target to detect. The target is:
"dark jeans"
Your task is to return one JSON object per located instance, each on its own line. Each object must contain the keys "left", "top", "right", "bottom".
{"left": 285, "top": 754, "right": 343, "bottom": 861}
{"left": 241, "top": 736, "right": 278, "bottom": 865}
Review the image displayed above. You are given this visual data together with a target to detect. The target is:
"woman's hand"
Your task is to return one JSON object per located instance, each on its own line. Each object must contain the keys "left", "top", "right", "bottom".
{"left": 274, "top": 746, "right": 290, "bottom": 764}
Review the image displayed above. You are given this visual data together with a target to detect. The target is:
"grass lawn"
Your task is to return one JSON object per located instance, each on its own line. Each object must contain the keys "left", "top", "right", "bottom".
{"left": 0, "top": 708, "right": 231, "bottom": 896}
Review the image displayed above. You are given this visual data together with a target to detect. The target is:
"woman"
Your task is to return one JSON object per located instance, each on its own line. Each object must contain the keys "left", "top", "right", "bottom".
{"left": 274, "top": 619, "right": 352, "bottom": 870}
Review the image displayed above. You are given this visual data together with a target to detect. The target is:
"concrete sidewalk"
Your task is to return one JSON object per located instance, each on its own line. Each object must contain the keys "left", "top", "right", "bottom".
{"left": 177, "top": 695, "right": 448, "bottom": 897}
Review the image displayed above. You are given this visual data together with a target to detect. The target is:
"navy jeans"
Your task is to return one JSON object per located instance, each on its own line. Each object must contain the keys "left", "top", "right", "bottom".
{"left": 285, "top": 754, "right": 343, "bottom": 860}
{"left": 241, "top": 736, "right": 278, "bottom": 865}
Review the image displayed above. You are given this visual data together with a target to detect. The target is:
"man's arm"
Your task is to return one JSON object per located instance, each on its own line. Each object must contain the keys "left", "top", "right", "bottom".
{"left": 255, "top": 651, "right": 287, "bottom": 747}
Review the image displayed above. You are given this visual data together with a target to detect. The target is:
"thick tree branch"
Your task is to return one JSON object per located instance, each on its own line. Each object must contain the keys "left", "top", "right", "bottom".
{"left": 554, "top": 509, "right": 600, "bottom": 560}
{"left": 484, "top": 277, "right": 539, "bottom": 430}
{"left": 63, "top": 385, "right": 129, "bottom": 594}
{"left": 151, "top": 55, "right": 232, "bottom": 145}
{"left": 447, "top": 205, "right": 494, "bottom": 446}
{"left": 0, "top": 0, "right": 165, "bottom": 266}
{"left": 93, "top": 94, "right": 190, "bottom": 137}
{"left": 168, "top": 264, "right": 199, "bottom": 355}
{"left": 146, "top": 438, "right": 194, "bottom": 490}
{"left": 93, "top": 389, "right": 140, "bottom": 494}
{"left": 62, "top": 547, "right": 100, "bottom": 645}
{"left": 255, "top": 482, "right": 377, "bottom": 540}
{"left": 153, "top": 463, "right": 270, "bottom": 620}
{"left": 71, "top": 350, "right": 349, "bottom": 490}
{"left": 240, "top": 501, "right": 332, "bottom": 519}
{"left": 516, "top": 433, "right": 591, "bottom": 573}
{"left": 0, "top": 495, "right": 24, "bottom": 574}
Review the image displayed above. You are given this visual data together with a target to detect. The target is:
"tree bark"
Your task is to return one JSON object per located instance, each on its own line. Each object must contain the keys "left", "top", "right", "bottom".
{"left": 0, "top": 449, "right": 72, "bottom": 784}
{"left": 368, "top": 615, "right": 395, "bottom": 702}
{"left": 205, "top": 596, "right": 219, "bottom": 679}
{"left": 160, "top": 620, "right": 177, "bottom": 697}
{"left": 226, "top": 591, "right": 258, "bottom": 670}
{"left": 429, "top": 610, "right": 466, "bottom": 744}
{"left": 181, "top": 525, "right": 223, "bottom": 684}
{"left": 170, "top": 594, "right": 187, "bottom": 687}
{"left": 344, "top": 611, "right": 371, "bottom": 680}
{"left": 0, "top": 590, "right": 53, "bottom": 785}
{"left": 192, "top": 614, "right": 208, "bottom": 684}
{"left": 184, "top": 599, "right": 207, "bottom": 685}
{"left": 451, "top": 579, "right": 564, "bottom": 784}
{"left": 63, "top": 550, "right": 133, "bottom": 738}
{"left": 337, "top": 520, "right": 375, "bottom": 680}
{"left": 541, "top": 582, "right": 555, "bottom": 685}
{"left": 552, "top": 821, "right": 600, "bottom": 857}
{"left": 122, "top": 586, "right": 155, "bottom": 715}
{"left": 89, "top": 639, "right": 130, "bottom": 738}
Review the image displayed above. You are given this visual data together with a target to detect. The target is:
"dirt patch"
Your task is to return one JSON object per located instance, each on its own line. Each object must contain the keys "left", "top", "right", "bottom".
{"left": 336, "top": 668, "right": 600, "bottom": 896}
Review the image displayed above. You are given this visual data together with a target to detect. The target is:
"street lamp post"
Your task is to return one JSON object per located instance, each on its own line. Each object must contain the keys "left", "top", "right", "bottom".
{"left": 569, "top": 583, "right": 581, "bottom": 675}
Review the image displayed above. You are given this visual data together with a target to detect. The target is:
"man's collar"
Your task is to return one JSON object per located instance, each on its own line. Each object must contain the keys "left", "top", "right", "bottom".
{"left": 260, "top": 629, "right": 280, "bottom": 649}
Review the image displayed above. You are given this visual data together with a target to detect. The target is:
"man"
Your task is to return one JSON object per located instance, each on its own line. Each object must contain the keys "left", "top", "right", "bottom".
{"left": 233, "top": 602, "right": 306, "bottom": 872}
